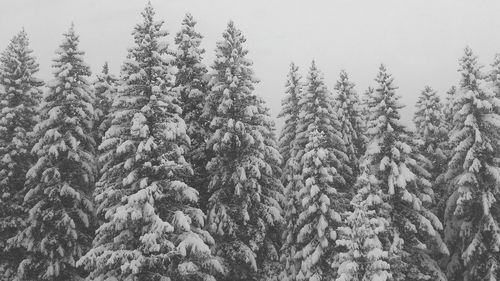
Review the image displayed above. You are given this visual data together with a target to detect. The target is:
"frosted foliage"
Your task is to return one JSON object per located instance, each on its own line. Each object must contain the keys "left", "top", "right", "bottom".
{"left": 280, "top": 61, "right": 349, "bottom": 281}
{"left": 335, "top": 166, "right": 391, "bottom": 281}
{"left": 413, "top": 85, "right": 448, "bottom": 184}
{"left": 360, "top": 87, "right": 375, "bottom": 131}
{"left": 0, "top": 29, "right": 44, "bottom": 279}
{"left": 413, "top": 86, "right": 447, "bottom": 162}
{"left": 490, "top": 53, "right": 500, "bottom": 99}
{"left": 294, "top": 61, "right": 349, "bottom": 189}
{"left": 442, "top": 86, "right": 458, "bottom": 135}
{"left": 278, "top": 62, "right": 302, "bottom": 167}
{"left": 174, "top": 13, "right": 211, "bottom": 212}
{"left": 278, "top": 62, "right": 304, "bottom": 281}
{"left": 444, "top": 47, "right": 500, "bottom": 281}
{"left": 364, "top": 65, "right": 447, "bottom": 280}
{"left": 294, "top": 130, "right": 345, "bottom": 281}
{"left": 204, "top": 20, "right": 283, "bottom": 281}
{"left": 333, "top": 70, "right": 366, "bottom": 185}
{"left": 12, "top": 25, "right": 96, "bottom": 281}
{"left": 93, "top": 62, "right": 118, "bottom": 147}
{"left": 78, "top": 4, "right": 222, "bottom": 281}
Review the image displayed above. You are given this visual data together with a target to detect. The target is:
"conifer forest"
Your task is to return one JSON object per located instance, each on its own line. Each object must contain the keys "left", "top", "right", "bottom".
{"left": 2, "top": 2, "right": 500, "bottom": 281}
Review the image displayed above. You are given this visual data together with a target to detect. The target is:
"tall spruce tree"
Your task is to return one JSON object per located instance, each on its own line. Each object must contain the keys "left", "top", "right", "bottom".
{"left": 278, "top": 62, "right": 302, "bottom": 168}
{"left": 333, "top": 70, "right": 365, "bottom": 184}
{"left": 363, "top": 65, "right": 447, "bottom": 280}
{"left": 283, "top": 61, "right": 349, "bottom": 281}
{"left": 78, "top": 4, "right": 223, "bottom": 281}
{"left": 92, "top": 62, "right": 118, "bottom": 148}
{"left": 335, "top": 163, "right": 392, "bottom": 281}
{"left": 174, "top": 13, "right": 211, "bottom": 211}
{"left": 360, "top": 86, "right": 375, "bottom": 133}
{"left": 442, "top": 86, "right": 457, "bottom": 132}
{"left": 0, "top": 29, "right": 43, "bottom": 280}
{"left": 278, "top": 62, "right": 303, "bottom": 281}
{"left": 489, "top": 53, "right": 500, "bottom": 98}
{"left": 413, "top": 86, "right": 447, "bottom": 180}
{"left": 443, "top": 47, "right": 500, "bottom": 280}
{"left": 12, "top": 25, "right": 96, "bottom": 281}
{"left": 203, "top": 21, "right": 284, "bottom": 281}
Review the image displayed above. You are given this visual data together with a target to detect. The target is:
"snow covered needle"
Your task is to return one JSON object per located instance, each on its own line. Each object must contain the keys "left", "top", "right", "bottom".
{"left": 13, "top": 24, "right": 96, "bottom": 281}
{"left": 0, "top": 28, "right": 43, "bottom": 279}
{"left": 204, "top": 20, "right": 284, "bottom": 280}
{"left": 444, "top": 46, "right": 500, "bottom": 281}
{"left": 78, "top": 3, "right": 223, "bottom": 280}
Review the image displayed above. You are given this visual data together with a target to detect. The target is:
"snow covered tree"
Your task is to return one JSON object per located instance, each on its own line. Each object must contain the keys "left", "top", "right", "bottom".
{"left": 280, "top": 61, "right": 349, "bottom": 281}
{"left": 174, "top": 13, "right": 211, "bottom": 211}
{"left": 335, "top": 163, "right": 391, "bottom": 281}
{"left": 443, "top": 47, "right": 500, "bottom": 281}
{"left": 333, "top": 70, "right": 365, "bottom": 184}
{"left": 442, "top": 86, "right": 457, "bottom": 132}
{"left": 12, "top": 24, "right": 96, "bottom": 281}
{"left": 363, "top": 64, "right": 447, "bottom": 281}
{"left": 413, "top": 86, "right": 447, "bottom": 179}
{"left": 0, "top": 29, "right": 43, "bottom": 280}
{"left": 278, "top": 62, "right": 303, "bottom": 281}
{"left": 203, "top": 20, "right": 284, "bottom": 281}
{"left": 489, "top": 53, "right": 500, "bottom": 98}
{"left": 413, "top": 86, "right": 448, "bottom": 221}
{"left": 278, "top": 62, "right": 302, "bottom": 168}
{"left": 78, "top": 4, "right": 223, "bottom": 281}
{"left": 294, "top": 128, "right": 346, "bottom": 281}
{"left": 360, "top": 86, "right": 374, "bottom": 133}
{"left": 92, "top": 62, "right": 118, "bottom": 148}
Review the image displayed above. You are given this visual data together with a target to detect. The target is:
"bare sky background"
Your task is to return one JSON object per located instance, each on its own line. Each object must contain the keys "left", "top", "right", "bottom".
{"left": 1, "top": 0, "right": 500, "bottom": 129}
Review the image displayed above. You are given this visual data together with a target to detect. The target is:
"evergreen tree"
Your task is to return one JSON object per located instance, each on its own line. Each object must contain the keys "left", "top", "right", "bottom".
{"left": 0, "top": 29, "right": 43, "bottom": 280}
{"left": 78, "top": 4, "right": 223, "bottom": 281}
{"left": 335, "top": 163, "right": 391, "bottom": 281}
{"left": 203, "top": 21, "right": 284, "bottom": 281}
{"left": 442, "top": 86, "right": 457, "bottom": 132}
{"left": 12, "top": 25, "right": 96, "bottom": 281}
{"left": 360, "top": 86, "right": 375, "bottom": 133}
{"left": 413, "top": 86, "right": 447, "bottom": 180}
{"left": 489, "top": 53, "right": 500, "bottom": 98}
{"left": 364, "top": 65, "right": 447, "bottom": 280}
{"left": 278, "top": 62, "right": 303, "bottom": 281}
{"left": 333, "top": 70, "right": 365, "bottom": 184}
{"left": 443, "top": 47, "right": 500, "bottom": 281}
{"left": 92, "top": 62, "right": 118, "bottom": 147}
{"left": 278, "top": 62, "right": 302, "bottom": 168}
{"left": 284, "top": 61, "right": 349, "bottom": 281}
{"left": 174, "top": 13, "right": 211, "bottom": 211}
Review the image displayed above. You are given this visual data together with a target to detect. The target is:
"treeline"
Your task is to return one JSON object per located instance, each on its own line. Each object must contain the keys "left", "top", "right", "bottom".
{"left": 0, "top": 2, "right": 499, "bottom": 281}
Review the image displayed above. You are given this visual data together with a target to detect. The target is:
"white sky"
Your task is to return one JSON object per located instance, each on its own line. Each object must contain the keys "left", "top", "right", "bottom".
{"left": 1, "top": 0, "right": 500, "bottom": 128}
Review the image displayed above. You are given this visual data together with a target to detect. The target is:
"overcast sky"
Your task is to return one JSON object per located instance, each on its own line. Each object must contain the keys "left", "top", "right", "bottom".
{"left": 1, "top": 0, "right": 500, "bottom": 128}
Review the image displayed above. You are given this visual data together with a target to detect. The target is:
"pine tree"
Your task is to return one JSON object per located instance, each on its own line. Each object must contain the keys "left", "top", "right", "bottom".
{"left": 413, "top": 86, "right": 447, "bottom": 179}
{"left": 12, "top": 25, "right": 96, "bottom": 281}
{"left": 489, "top": 53, "right": 500, "bottom": 98}
{"left": 335, "top": 163, "right": 391, "bottom": 281}
{"left": 92, "top": 62, "right": 118, "bottom": 147}
{"left": 278, "top": 62, "right": 303, "bottom": 281}
{"left": 78, "top": 4, "right": 223, "bottom": 281}
{"left": 442, "top": 86, "right": 457, "bottom": 132}
{"left": 364, "top": 65, "right": 447, "bottom": 280}
{"left": 333, "top": 70, "right": 365, "bottom": 184}
{"left": 278, "top": 62, "right": 302, "bottom": 168}
{"left": 174, "top": 13, "right": 211, "bottom": 211}
{"left": 360, "top": 86, "right": 374, "bottom": 133}
{"left": 443, "top": 47, "right": 500, "bottom": 280}
{"left": 284, "top": 61, "right": 349, "bottom": 281}
{"left": 0, "top": 29, "right": 43, "bottom": 280}
{"left": 203, "top": 21, "right": 284, "bottom": 281}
